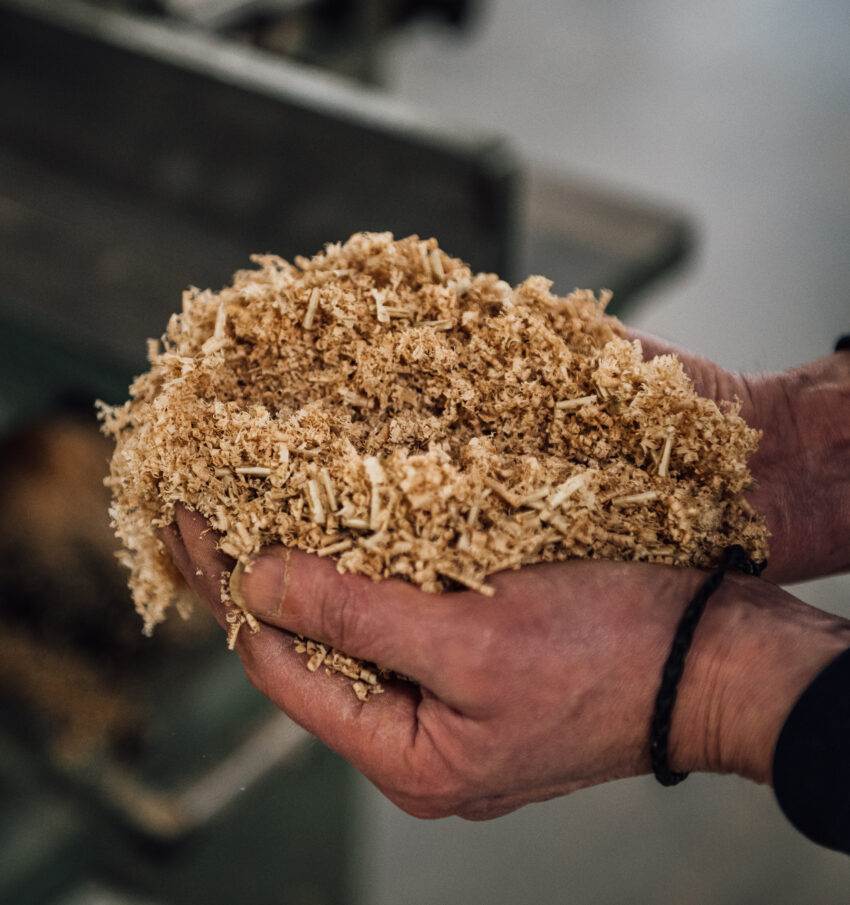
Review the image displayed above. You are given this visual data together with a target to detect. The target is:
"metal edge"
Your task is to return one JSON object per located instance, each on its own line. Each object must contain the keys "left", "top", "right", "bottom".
{"left": 80, "top": 712, "right": 312, "bottom": 839}
{"left": 0, "top": 0, "right": 518, "bottom": 169}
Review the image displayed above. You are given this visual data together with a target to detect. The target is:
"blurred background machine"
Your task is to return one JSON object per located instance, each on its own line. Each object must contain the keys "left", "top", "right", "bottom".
{"left": 0, "top": 0, "right": 689, "bottom": 367}
{"left": 0, "top": 0, "right": 690, "bottom": 902}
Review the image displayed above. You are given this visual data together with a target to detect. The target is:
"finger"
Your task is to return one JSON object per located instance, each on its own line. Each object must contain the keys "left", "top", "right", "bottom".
{"left": 174, "top": 506, "right": 497, "bottom": 707}
{"left": 158, "top": 519, "right": 225, "bottom": 621}
{"left": 239, "top": 546, "right": 473, "bottom": 692}
{"left": 237, "top": 620, "right": 479, "bottom": 822}
{"left": 173, "top": 505, "right": 234, "bottom": 630}
{"left": 172, "top": 516, "right": 437, "bottom": 793}
{"left": 158, "top": 522, "right": 194, "bottom": 586}
{"left": 171, "top": 503, "right": 460, "bottom": 690}
{"left": 231, "top": 616, "right": 423, "bottom": 778}
{"left": 169, "top": 507, "right": 469, "bottom": 807}
{"left": 169, "top": 508, "right": 431, "bottom": 775}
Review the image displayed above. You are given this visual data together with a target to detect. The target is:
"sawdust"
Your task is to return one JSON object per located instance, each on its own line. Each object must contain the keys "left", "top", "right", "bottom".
{"left": 99, "top": 232, "right": 767, "bottom": 696}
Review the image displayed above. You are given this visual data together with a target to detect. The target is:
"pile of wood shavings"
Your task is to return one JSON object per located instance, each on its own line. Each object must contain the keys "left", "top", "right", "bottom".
{"left": 99, "top": 232, "right": 767, "bottom": 699}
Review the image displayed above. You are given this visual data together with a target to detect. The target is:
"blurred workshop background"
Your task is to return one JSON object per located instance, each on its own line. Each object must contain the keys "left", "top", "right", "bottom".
{"left": 0, "top": 0, "right": 848, "bottom": 903}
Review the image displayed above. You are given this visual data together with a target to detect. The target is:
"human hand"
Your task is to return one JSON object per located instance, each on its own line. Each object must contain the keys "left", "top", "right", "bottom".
{"left": 630, "top": 330, "right": 850, "bottom": 583}
{"left": 161, "top": 506, "right": 850, "bottom": 820}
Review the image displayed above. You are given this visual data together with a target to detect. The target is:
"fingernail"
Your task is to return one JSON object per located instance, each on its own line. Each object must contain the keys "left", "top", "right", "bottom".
{"left": 240, "top": 551, "right": 289, "bottom": 620}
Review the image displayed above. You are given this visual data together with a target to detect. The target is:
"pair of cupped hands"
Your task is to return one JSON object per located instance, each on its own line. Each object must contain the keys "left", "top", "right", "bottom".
{"left": 161, "top": 332, "right": 850, "bottom": 820}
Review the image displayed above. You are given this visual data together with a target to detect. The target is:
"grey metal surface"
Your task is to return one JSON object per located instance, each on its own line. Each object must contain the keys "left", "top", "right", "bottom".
{"left": 0, "top": 0, "right": 518, "bottom": 367}
{"left": 522, "top": 168, "right": 692, "bottom": 311}
{"left": 0, "top": 715, "right": 354, "bottom": 905}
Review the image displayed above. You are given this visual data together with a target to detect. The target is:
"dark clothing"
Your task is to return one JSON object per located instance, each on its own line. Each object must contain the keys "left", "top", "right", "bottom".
{"left": 773, "top": 646, "right": 850, "bottom": 853}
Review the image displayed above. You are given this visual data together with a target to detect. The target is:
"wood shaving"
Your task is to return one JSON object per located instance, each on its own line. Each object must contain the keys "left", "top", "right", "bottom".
{"left": 99, "top": 232, "right": 768, "bottom": 697}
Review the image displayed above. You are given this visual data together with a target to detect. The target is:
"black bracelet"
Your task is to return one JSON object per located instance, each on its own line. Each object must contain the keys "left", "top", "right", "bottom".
{"left": 650, "top": 544, "right": 767, "bottom": 786}
{"left": 836, "top": 334, "right": 850, "bottom": 352}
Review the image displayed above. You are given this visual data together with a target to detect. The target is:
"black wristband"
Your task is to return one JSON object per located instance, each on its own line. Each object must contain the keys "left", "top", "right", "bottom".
{"left": 835, "top": 335, "right": 850, "bottom": 352}
{"left": 650, "top": 544, "right": 767, "bottom": 786}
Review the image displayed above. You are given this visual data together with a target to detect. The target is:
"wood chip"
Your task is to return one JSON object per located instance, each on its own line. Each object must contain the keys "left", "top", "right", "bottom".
{"left": 611, "top": 490, "right": 661, "bottom": 507}
{"left": 519, "top": 487, "right": 550, "bottom": 506}
{"left": 307, "top": 478, "right": 326, "bottom": 525}
{"left": 302, "top": 287, "right": 320, "bottom": 330}
{"left": 201, "top": 336, "right": 229, "bottom": 357}
{"left": 438, "top": 568, "right": 496, "bottom": 597}
{"left": 555, "top": 394, "right": 597, "bottom": 410}
{"left": 234, "top": 466, "right": 272, "bottom": 477}
{"left": 658, "top": 427, "right": 675, "bottom": 478}
{"left": 317, "top": 539, "right": 353, "bottom": 557}
{"left": 372, "top": 288, "right": 389, "bottom": 324}
{"left": 213, "top": 299, "right": 228, "bottom": 339}
{"left": 548, "top": 473, "right": 588, "bottom": 509}
{"left": 482, "top": 477, "right": 521, "bottom": 508}
{"left": 320, "top": 467, "right": 338, "bottom": 512}
{"left": 430, "top": 248, "right": 445, "bottom": 281}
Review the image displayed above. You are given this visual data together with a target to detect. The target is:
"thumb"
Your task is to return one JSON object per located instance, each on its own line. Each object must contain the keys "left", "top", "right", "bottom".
{"left": 240, "top": 547, "right": 465, "bottom": 688}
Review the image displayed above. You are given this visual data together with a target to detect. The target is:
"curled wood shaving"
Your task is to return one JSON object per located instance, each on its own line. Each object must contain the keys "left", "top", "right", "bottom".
{"left": 225, "top": 561, "right": 260, "bottom": 649}
{"left": 99, "top": 232, "right": 768, "bottom": 698}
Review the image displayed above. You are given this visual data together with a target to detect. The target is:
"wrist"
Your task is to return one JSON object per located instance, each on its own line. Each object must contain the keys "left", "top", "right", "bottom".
{"left": 667, "top": 573, "right": 850, "bottom": 783}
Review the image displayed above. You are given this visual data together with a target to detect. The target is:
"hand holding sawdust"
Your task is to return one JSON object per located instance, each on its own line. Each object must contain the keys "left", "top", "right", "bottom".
{"left": 100, "top": 232, "right": 768, "bottom": 695}
{"left": 161, "top": 506, "right": 850, "bottom": 818}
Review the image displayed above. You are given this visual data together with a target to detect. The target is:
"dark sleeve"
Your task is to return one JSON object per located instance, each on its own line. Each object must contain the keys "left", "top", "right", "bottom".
{"left": 772, "top": 646, "right": 850, "bottom": 853}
